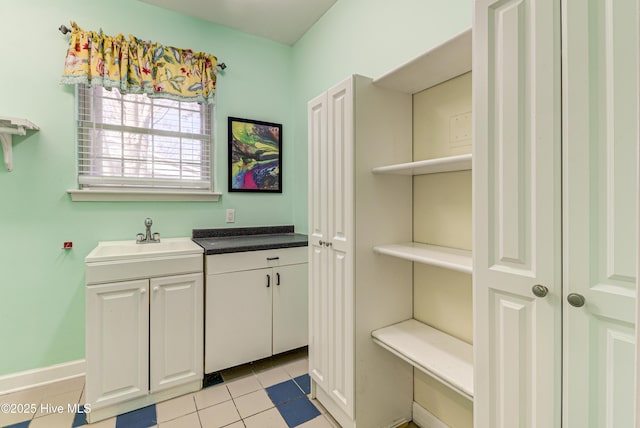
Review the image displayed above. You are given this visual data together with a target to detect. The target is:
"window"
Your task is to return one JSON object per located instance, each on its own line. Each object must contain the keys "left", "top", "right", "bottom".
{"left": 73, "top": 85, "right": 215, "bottom": 199}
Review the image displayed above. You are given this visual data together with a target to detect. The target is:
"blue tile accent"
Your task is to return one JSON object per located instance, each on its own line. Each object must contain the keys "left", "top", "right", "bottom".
{"left": 293, "top": 374, "right": 311, "bottom": 394}
{"left": 115, "top": 404, "right": 157, "bottom": 428}
{"left": 72, "top": 405, "right": 87, "bottom": 427}
{"left": 266, "top": 380, "right": 305, "bottom": 406}
{"left": 3, "top": 421, "right": 30, "bottom": 428}
{"left": 276, "top": 396, "right": 321, "bottom": 427}
{"left": 203, "top": 371, "right": 224, "bottom": 388}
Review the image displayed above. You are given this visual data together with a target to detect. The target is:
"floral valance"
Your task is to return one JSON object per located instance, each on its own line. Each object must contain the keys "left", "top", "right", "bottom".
{"left": 61, "top": 22, "right": 217, "bottom": 104}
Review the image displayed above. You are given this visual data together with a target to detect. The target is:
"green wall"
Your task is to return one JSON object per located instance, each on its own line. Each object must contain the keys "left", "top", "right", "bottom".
{"left": 0, "top": 0, "right": 294, "bottom": 376}
{"left": 0, "top": 0, "right": 471, "bottom": 378}
{"left": 291, "top": 0, "right": 473, "bottom": 230}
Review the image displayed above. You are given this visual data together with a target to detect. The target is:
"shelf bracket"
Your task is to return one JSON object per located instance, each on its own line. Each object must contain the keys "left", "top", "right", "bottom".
{"left": 0, "top": 117, "right": 39, "bottom": 172}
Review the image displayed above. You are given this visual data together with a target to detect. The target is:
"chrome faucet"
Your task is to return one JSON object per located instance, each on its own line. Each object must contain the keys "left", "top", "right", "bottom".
{"left": 136, "top": 218, "right": 161, "bottom": 244}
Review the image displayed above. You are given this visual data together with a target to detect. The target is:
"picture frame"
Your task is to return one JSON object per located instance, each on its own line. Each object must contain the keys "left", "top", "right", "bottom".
{"left": 228, "top": 116, "right": 282, "bottom": 193}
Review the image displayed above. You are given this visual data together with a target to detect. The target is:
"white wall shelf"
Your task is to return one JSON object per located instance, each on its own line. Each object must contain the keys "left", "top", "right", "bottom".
{"left": 0, "top": 116, "right": 39, "bottom": 171}
{"left": 373, "top": 242, "right": 472, "bottom": 274}
{"left": 372, "top": 319, "right": 473, "bottom": 400}
{"left": 372, "top": 153, "right": 472, "bottom": 176}
{"left": 373, "top": 28, "right": 472, "bottom": 94}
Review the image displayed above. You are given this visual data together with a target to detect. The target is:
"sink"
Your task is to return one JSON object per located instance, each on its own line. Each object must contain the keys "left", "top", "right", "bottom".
{"left": 86, "top": 237, "right": 203, "bottom": 284}
{"left": 86, "top": 237, "right": 203, "bottom": 263}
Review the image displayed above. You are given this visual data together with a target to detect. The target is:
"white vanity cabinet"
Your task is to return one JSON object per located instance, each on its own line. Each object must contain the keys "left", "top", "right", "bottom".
{"left": 85, "top": 238, "right": 204, "bottom": 423}
{"left": 86, "top": 273, "right": 203, "bottom": 403}
{"left": 205, "top": 247, "right": 308, "bottom": 373}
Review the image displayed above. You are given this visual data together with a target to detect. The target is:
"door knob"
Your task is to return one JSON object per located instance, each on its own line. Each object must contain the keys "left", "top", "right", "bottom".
{"left": 532, "top": 284, "right": 548, "bottom": 298}
{"left": 567, "top": 293, "right": 585, "bottom": 307}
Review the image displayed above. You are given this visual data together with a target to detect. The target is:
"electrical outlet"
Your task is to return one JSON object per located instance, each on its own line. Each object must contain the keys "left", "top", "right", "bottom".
{"left": 449, "top": 111, "right": 472, "bottom": 148}
{"left": 226, "top": 209, "right": 235, "bottom": 223}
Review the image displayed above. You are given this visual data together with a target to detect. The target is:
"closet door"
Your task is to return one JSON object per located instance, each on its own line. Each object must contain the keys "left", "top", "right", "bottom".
{"left": 473, "top": 1, "right": 562, "bottom": 427}
{"left": 562, "top": 1, "right": 638, "bottom": 426}
{"left": 307, "top": 77, "right": 355, "bottom": 421}
{"left": 325, "top": 77, "right": 355, "bottom": 418}
{"left": 308, "top": 91, "right": 329, "bottom": 392}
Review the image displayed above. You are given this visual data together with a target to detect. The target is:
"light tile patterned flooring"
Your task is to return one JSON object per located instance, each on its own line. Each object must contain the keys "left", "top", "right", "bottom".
{"left": 0, "top": 349, "right": 342, "bottom": 428}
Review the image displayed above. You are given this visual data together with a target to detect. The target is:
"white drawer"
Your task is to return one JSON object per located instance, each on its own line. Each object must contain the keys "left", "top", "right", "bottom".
{"left": 206, "top": 247, "right": 307, "bottom": 274}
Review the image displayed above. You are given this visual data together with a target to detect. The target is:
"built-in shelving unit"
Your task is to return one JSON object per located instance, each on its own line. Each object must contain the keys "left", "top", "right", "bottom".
{"left": 372, "top": 319, "right": 473, "bottom": 400}
{"left": 373, "top": 29, "right": 472, "bottom": 94}
{"left": 368, "top": 26, "right": 474, "bottom": 413}
{"left": 0, "top": 116, "right": 39, "bottom": 171}
{"left": 372, "top": 153, "right": 471, "bottom": 176}
{"left": 373, "top": 242, "right": 471, "bottom": 274}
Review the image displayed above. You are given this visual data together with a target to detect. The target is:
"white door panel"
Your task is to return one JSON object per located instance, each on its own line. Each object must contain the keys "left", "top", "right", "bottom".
{"left": 272, "top": 264, "right": 309, "bottom": 354}
{"left": 150, "top": 273, "right": 203, "bottom": 392}
{"left": 308, "top": 91, "right": 329, "bottom": 390}
{"left": 308, "top": 77, "right": 355, "bottom": 420}
{"left": 474, "top": 1, "right": 562, "bottom": 427}
{"left": 562, "top": 0, "right": 638, "bottom": 426}
{"left": 326, "top": 78, "right": 355, "bottom": 418}
{"left": 85, "top": 280, "right": 149, "bottom": 409}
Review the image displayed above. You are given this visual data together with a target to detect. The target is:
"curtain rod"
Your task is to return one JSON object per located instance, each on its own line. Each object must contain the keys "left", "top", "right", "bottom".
{"left": 58, "top": 25, "right": 227, "bottom": 70}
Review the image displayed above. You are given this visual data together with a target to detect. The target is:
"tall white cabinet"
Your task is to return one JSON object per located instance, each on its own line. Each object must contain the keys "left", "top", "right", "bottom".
{"left": 308, "top": 31, "right": 474, "bottom": 427}
{"left": 308, "top": 75, "right": 415, "bottom": 428}
{"left": 474, "top": 0, "right": 638, "bottom": 427}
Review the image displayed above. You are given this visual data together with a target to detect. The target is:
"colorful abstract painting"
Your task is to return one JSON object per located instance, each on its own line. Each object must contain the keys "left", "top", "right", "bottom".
{"left": 228, "top": 117, "right": 282, "bottom": 192}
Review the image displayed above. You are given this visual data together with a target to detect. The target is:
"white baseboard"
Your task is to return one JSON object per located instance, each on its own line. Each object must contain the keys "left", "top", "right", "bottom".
{"left": 412, "top": 401, "right": 450, "bottom": 428}
{"left": 0, "top": 359, "right": 86, "bottom": 395}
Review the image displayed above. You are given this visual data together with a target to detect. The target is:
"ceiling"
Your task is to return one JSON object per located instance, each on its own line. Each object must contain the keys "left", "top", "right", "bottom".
{"left": 139, "top": 0, "right": 337, "bottom": 45}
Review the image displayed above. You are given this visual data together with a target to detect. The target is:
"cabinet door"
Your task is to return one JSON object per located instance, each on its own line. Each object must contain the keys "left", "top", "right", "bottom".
{"left": 205, "top": 268, "right": 272, "bottom": 372}
{"left": 150, "top": 273, "right": 203, "bottom": 393}
{"left": 562, "top": 1, "right": 638, "bottom": 426}
{"left": 86, "top": 279, "right": 149, "bottom": 409}
{"left": 473, "top": 1, "right": 562, "bottom": 427}
{"left": 272, "top": 263, "right": 309, "bottom": 354}
{"left": 308, "top": 90, "right": 330, "bottom": 391}
{"left": 325, "top": 78, "right": 355, "bottom": 419}
{"left": 308, "top": 77, "right": 355, "bottom": 420}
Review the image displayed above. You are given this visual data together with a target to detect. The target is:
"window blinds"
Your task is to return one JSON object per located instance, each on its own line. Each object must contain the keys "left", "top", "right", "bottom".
{"left": 76, "top": 85, "right": 213, "bottom": 191}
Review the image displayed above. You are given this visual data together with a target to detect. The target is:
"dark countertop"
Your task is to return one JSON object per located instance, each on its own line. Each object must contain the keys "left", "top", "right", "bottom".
{"left": 192, "top": 225, "right": 308, "bottom": 255}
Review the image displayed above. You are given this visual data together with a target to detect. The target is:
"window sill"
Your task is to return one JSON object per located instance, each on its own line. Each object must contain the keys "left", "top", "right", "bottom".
{"left": 67, "top": 189, "right": 222, "bottom": 202}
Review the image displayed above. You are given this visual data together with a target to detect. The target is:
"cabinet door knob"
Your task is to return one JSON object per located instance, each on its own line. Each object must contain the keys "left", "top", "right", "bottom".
{"left": 327, "top": 242, "right": 332, "bottom": 247}
{"left": 140, "top": 288, "right": 147, "bottom": 294}
{"left": 266, "top": 274, "right": 271, "bottom": 288}
{"left": 532, "top": 284, "right": 548, "bottom": 298}
{"left": 153, "top": 286, "right": 159, "bottom": 292}
{"left": 319, "top": 240, "right": 325, "bottom": 246}
{"left": 567, "top": 293, "right": 585, "bottom": 307}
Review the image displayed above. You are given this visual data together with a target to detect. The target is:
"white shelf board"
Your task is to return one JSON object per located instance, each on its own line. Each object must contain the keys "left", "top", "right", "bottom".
{"left": 372, "top": 154, "right": 472, "bottom": 176}
{"left": 372, "top": 319, "right": 473, "bottom": 400}
{"left": 373, "top": 242, "right": 472, "bottom": 274}
{"left": 0, "top": 116, "right": 39, "bottom": 172}
{"left": 373, "top": 28, "right": 472, "bottom": 94}
{"left": 0, "top": 116, "right": 39, "bottom": 131}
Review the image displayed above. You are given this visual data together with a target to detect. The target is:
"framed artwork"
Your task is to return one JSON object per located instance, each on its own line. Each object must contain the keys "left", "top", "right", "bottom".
{"left": 228, "top": 116, "right": 282, "bottom": 193}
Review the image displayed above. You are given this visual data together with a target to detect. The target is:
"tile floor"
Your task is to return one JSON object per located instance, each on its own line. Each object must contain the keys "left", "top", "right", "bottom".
{"left": 0, "top": 349, "right": 343, "bottom": 428}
